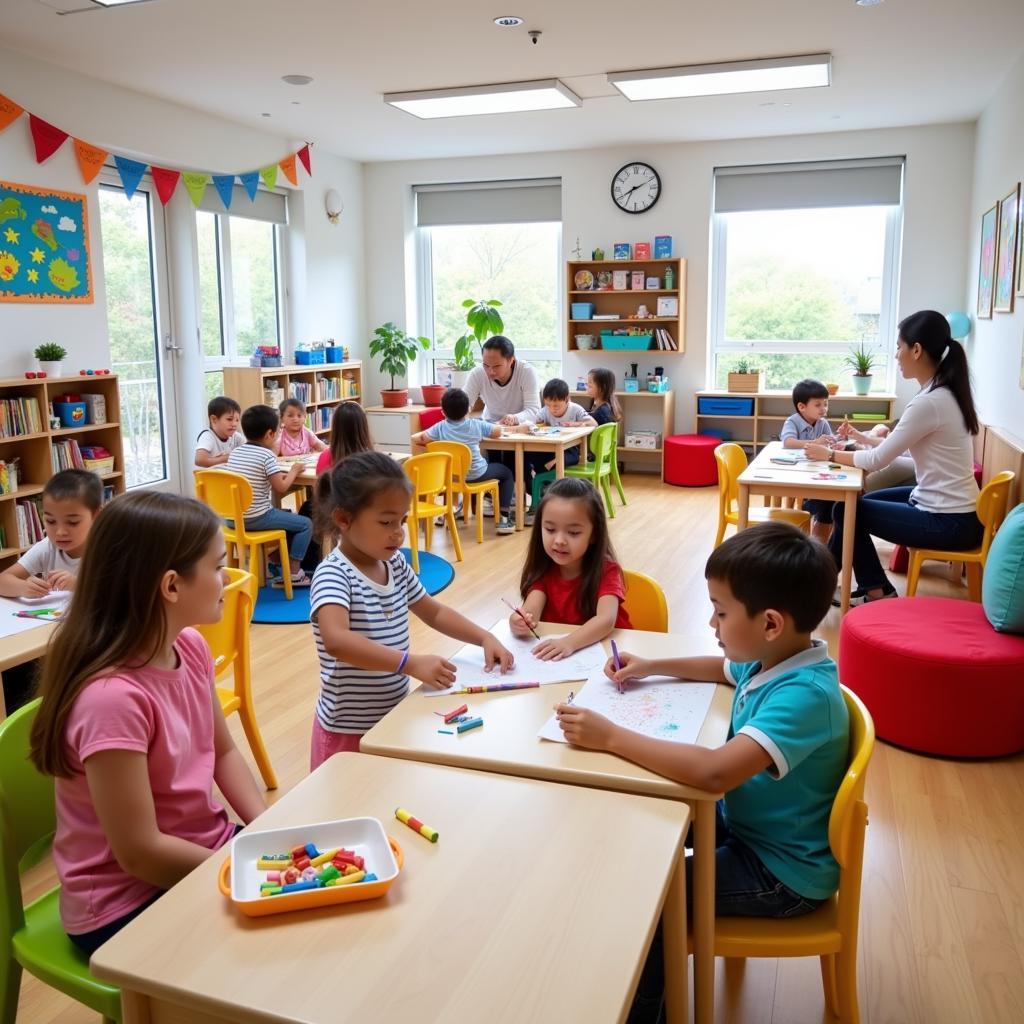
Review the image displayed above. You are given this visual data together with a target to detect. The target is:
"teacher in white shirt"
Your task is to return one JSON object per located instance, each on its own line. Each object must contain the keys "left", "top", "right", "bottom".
{"left": 806, "top": 310, "right": 982, "bottom": 604}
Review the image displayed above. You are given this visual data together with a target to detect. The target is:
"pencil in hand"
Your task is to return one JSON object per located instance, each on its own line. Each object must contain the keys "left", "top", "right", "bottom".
{"left": 501, "top": 596, "right": 540, "bottom": 639}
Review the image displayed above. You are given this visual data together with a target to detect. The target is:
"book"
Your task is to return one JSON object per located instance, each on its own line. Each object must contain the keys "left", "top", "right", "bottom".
{"left": 613, "top": 243, "right": 632, "bottom": 260}
{"left": 612, "top": 270, "right": 629, "bottom": 290}
{"left": 654, "top": 235, "right": 673, "bottom": 258}
{"left": 634, "top": 242, "right": 651, "bottom": 259}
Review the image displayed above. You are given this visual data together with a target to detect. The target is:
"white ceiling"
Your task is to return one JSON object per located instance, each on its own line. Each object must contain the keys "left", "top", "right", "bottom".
{"left": 8, "top": 0, "right": 1024, "bottom": 163}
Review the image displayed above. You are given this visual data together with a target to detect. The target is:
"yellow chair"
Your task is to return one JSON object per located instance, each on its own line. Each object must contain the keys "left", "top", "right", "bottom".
{"left": 714, "top": 443, "right": 812, "bottom": 547}
{"left": 426, "top": 440, "right": 499, "bottom": 544}
{"left": 622, "top": 570, "right": 669, "bottom": 632}
{"left": 906, "top": 470, "right": 1015, "bottom": 601}
{"left": 197, "top": 568, "right": 277, "bottom": 790}
{"left": 194, "top": 469, "right": 293, "bottom": 600}
{"left": 403, "top": 452, "right": 464, "bottom": 574}
{"left": 699, "top": 686, "right": 875, "bottom": 1024}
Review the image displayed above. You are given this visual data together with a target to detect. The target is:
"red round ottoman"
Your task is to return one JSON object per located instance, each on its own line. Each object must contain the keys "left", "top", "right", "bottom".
{"left": 839, "top": 597, "right": 1024, "bottom": 757}
{"left": 664, "top": 434, "right": 720, "bottom": 487}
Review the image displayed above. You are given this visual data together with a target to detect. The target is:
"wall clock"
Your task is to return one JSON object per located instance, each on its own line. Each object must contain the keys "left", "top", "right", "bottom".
{"left": 611, "top": 162, "right": 661, "bottom": 214}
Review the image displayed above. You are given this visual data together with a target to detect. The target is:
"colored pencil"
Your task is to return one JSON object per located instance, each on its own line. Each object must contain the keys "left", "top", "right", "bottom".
{"left": 611, "top": 638, "right": 624, "bottom": 693}
{"left": 501, "top": 596, "right": 540, "bottom": 639}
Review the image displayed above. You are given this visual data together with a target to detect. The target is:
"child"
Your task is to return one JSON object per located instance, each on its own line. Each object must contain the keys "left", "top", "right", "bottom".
{"left": 194, "top": 396, "right": 243, "bottom": 469}
{"left": 226, "top": 404, "right": 313, "bottom": 588}
{"left": 309, "top": 451, "right": 514, "bottom": 769}
{"left": 275, "top": 398, "right": 327, "bottom": 457}
{"left": 780, "top": 379, "right": 840, "bottom": 543}
{"left": 0, "top": 469, "right": 101, "bottom": 597}
{"left": 28, "top": 491, "right": 266, "bottom": 954}
{"left": 510, "top": 477, "right": 631, "bottom": 662}
{"left": 585, "top": 367, "right": 622, "bottom": 427}
{"left": 315, "top": 401, "right": 373, "bottom": 475}
{"left": 409, "top": 387, "right": 515, "bottom": 536}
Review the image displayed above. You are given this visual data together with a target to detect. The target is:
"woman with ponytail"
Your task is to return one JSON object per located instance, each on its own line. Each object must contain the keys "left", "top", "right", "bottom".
{"left": 806, "top": 310, "right": 982, "bottom": 603}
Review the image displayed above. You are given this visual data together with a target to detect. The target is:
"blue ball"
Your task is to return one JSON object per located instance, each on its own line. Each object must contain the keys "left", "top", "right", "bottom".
{"left": 946, "top": 312, "right": 971, "bottom": 340}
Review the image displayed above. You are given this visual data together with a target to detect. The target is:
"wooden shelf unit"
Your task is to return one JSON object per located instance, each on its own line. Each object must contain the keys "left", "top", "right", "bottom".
{"left": 694, "top": 390, "right": 898, "bottom": 455}
{"left": 565, "top": 258, "right": 686, "bottom": 355}
{"left": 573, "top": 389, "right": 676, "bottom": 476}
{"left": 0, "top": 373, "right": 126, "bottom": 570}
{"left": 223, "top": 362, "right": 363, "bottom": 436}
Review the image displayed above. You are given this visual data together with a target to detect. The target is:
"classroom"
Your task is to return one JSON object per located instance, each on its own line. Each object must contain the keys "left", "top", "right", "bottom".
{"left": 2, "top": 1, "right": 1024, "bottom": 1022}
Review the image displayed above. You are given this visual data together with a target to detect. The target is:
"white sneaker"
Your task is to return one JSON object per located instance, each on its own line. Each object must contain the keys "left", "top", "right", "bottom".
{"left": 523, "top": 508, "right": 535, "bottom": 527}
{"left": 496, "top": 516, "right": 515, "bottom": 535}
{"left": 482, "top": 494, "right": 494, "bottom": 514}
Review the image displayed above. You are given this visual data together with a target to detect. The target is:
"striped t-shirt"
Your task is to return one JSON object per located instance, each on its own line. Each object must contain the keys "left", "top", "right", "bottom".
{"left": 309, "top": 548, "right": 426, "bottom": 734}
{"left": 225, "top": 443, "right": 283, "bottom": 519}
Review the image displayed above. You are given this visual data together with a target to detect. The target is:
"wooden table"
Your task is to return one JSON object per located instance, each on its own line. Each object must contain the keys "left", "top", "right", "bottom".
{"left": 91, "top": 753, "right": 692, "bottom": 1024}
{"left": 482, "top": 425, "right": 593, "bottom": 530}
{"left": 0, "top": 602, "right": 55, "bottom": 720}
{"left": 737, "top": 441, "right": 863, "bottom": 614}
{"left": 362, "top": 622, "right": 731, "bottom": 1024}
{"left": 282, "top": 451, "right": 410, "bottom": 490}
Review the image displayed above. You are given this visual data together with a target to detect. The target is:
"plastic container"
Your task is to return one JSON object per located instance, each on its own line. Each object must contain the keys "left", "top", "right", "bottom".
{"left": 600, "top": 333, "right": 652, "bottom": 351}
{"left": 325, "top": 347, "right": 343, "bottom": 363}
{"left": 53, "top": 402, "right": 88, "bottom": 428}
{"left": 219, "top": 816, "right": 403, "bottom": 918}
{"left": 697, "top": 396, "right": 754, "bottom": 416}
{"left": 295, "top": 350, "right": 326, "bottom": 365}
{"left": 571, "top": 302, "right": 595, "bottom": 320}
{"left": 83, "top": 457, "right": 115, "bottom": 474}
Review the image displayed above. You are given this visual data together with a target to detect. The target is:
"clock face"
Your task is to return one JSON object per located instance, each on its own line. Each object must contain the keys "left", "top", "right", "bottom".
{"left": 611, "top": 162, "right": 661, "bottom": 214}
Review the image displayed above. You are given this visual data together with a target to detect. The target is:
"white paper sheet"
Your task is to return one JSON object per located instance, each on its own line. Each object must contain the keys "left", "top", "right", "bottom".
{"left": 0, "top": 594, "right": 66, "bottom": 640}
{"left": 538, "top": 675, "right": 716, "bottom": 745}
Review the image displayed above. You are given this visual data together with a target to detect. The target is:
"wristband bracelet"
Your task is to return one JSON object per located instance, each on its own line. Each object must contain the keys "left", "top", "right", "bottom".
{"left": 397, "top": 650, "right": 410, "bottom": 674}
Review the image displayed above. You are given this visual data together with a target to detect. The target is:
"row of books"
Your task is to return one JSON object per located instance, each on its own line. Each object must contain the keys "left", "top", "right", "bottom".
{"left": 0, "top": 397, "right": 43, "bottom": 438}
{"left": 52, "top": 439, "right": 86, "bottom": 473}
{"left": 15, "top": 497, "right": 45, "bottom": 549}
{"left": 288, "top": 381, "right": 314, "bottom": 405}
{"left": 0, "top": 458, "right": 19, "bottom": 495}
{"left": 317, "top": 377, "right": 341, "bottom": 402}
{"left": 313, "top": 406, "right": 332, "bottom": 431}
{"left": 653, "top": 328, "right": 678, "bottom": 351}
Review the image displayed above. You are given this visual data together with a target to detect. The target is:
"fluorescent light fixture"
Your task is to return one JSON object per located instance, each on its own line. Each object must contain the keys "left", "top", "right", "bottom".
{"left": 384, "top": 79, "right": 581, "bottom": 119}
{"left": 608, "top": 54, "right": 831, "bottom": 101}
{"left": 88, "top": 0, "right": 158, "bottom": 6}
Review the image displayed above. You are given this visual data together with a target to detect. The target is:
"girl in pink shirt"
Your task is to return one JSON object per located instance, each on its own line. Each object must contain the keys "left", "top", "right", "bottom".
{"left": 29, "top": 492, "right": 266, "bottom": 954}
{"left": 275, "top": 398, "right": 327, "bottom": 457}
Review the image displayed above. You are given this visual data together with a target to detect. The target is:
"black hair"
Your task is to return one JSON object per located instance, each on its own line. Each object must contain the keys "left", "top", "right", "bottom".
{"left": 315, "top": 451, "right": 412, "bottom": 537}
{"left": 482, "top": 335, "right": 515, "bottom": 359}
{"left": 898, "top": 310, "right": 979, "bottom": 435}
{"left": 278, "top": 397, "right": 306, "bottom": 417}
{"left": 241, "top": 404, "right": 278, "bottom": 442}
{"left": 792, "top": 379, "right": 829, "bottom": 410}
{"left": 208, "top": 396, "right": 241, "bottom": 419}
{"left": 588, "top": 367, "right": 622, "bottom": 421}
{"left": 542, "top": 378, "right": 570, "bottom": 402}
{"left": 705, "top": 522, "right": 836, "bottom": 633}
{"left": 441, "top": 387, "right": 470, "bottom": 420}
{"left": 43, "top": 468, "right": 103, "bottom": 511}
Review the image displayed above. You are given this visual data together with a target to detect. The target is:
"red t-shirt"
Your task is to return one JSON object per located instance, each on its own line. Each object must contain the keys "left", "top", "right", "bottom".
{"left": 315, "top": 449, "right": 333, "bottom": 475}
{"left": 529, "top": 560, "right": 632, "bottom": 628}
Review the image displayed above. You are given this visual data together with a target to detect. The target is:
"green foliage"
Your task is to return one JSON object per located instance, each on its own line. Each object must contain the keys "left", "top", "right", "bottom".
{"left": 453, "top": 298, "right": 504, "bottom": 370}
{"left": 34, "top": 342, "right": 67, "bottom": 361}
{"left": 369, "top": 323, "right": 431, "bottom": 391}
{"left": 733, "top": 357, "right": 756, "bottom": 374}
{"left": 844, "top": 341, "right": 876, "bottom": 376}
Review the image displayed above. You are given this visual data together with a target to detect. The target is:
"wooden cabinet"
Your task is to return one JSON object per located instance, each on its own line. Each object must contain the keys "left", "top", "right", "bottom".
{"left": 363, "top": 404, "right": 432, "bottom": 454}
{"left": 574, "top": 389, "right": 676, "bottom": 476}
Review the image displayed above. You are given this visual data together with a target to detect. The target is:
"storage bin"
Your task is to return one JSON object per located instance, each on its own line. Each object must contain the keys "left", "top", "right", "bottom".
{"left": 83, "top": 457, "right": 115, "bottom": 474}
{"left": 325, "top": 347, "right": 344, "bottom": 363}
{"left": 601, "top": 333, "right": 652, "bottom": 351}
{"left": 571, "top": 302, "right": 595, "bottom": 320}
{"left": 697, "top": 396, "right": 754, "bottom": 416}
{"left": 295, "top": 350, "right": 326, "bottom": 365}
{"left": 53, "top": 401, "right": 88, "bottom": 428}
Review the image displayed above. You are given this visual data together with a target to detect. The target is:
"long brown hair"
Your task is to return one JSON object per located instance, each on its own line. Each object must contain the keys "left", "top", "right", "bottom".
{"left": 588, "top": 367, "right": 622, "bottom": 422}
{"left": 29, "top": 491, "right": 221, "bottom": 778}
{"left": 519, "top": 477, "right": 620, "bottom": 620}
{"left": 328, "top": 401, "right": 373, "bottom": 468}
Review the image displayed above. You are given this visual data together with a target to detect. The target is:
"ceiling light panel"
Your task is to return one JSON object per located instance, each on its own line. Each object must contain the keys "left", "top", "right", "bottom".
{"left": 384, "top": 79, "right": 580, "bottom": 119}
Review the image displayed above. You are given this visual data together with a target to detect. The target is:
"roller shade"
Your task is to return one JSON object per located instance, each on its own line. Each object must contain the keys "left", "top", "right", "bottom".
{"left": 714, "top": 158, "right": 904, "bottom": 213}
{"left": 415, "top": 178, "right": 562, "bottom": 226}
{"left": 198, "top": 186, "right": 288, "bottom": 224}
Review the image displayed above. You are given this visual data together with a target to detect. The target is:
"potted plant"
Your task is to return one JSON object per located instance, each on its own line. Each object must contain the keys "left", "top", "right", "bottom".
{"left": 844, "top": 342, "right": 876, "bottom": 396}
{"left": 34, "top": 342, "right": 68, "bottom": 377}
{"left": 727, "top": 358, "right": 764, "bottom": 394}
{"left": 443, "top": 298, "right": 504, "bottom": 389}
{"left": 369, "top": 322, "right": 430, "bottom": 408}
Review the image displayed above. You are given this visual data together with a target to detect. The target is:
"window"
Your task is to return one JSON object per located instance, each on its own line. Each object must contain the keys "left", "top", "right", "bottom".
{"left": 710, "top": 159, "right": 903, "bottom": 391}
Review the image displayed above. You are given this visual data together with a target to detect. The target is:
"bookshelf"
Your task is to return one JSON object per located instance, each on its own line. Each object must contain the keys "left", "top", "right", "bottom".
{"left": 573, "top": 389, "right": 676, "bottom": 477}
{"left": 566, "top": 257, "right": 686, "bottom": 355}
{"left": 0, "top": 373, "right": 125, "bottom": 568}
{"left": 223, "top": 362, "right": 363, "bottom": 436}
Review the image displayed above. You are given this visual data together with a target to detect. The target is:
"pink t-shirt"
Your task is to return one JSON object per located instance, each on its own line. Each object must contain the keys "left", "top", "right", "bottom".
{"left": 278, "top": 426, "right": 320, "bottom": 456}
{"left": 54, "top": 628, "right": 234, "bottom": 934}
{"left": 315, "top": 449, "right": 333, "bottom": 474}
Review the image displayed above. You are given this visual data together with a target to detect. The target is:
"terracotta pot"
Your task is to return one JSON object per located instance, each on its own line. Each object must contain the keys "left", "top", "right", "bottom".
{"left": 420, "top": 384, "right": 446, "bottom": 407}
{"left": 380, "top": 389, "right": 409, "bottom": 408}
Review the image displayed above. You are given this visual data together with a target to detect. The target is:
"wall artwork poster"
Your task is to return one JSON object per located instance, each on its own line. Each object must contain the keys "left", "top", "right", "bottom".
{"left": 977, "top": 204, "right": 997, "bottom": 320}
{"left": 994, "top": 185, "right": 1019, "bottom": 313}
{"left": 0, "top": 180, "right": 92, "bottom": 303}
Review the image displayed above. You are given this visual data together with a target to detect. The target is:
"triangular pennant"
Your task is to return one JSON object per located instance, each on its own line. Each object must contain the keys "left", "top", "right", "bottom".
{"left": 113, "top": 155, "right": 147, "bottom": 201}
{"left": 29, "top": 114, "right": 69, "bottom": 164}
{"left": 0, "top": 93, "right": 23, "bottom": 133}
{"left": 151, "top": 167, "right": 180, "bottom": 205}
{"left": 74, "top": 139, "right": 108, "bottom": 185}
{"left": 279, "top": 154, "right": 297, "bottom": 186}
{"left": 212, "top": 174, "right": 235, "bottom": 209}
{"left": 239, "top": 171, "right": 259, "bottom": 201}
{"left": 297, "top": 143, "right": 311, "bottom": 177}
{"left": 182, "top": 172, "right": 209, "bottom": 207}
{"left": 259, "top": 163, "right": 278, "bottom": 191}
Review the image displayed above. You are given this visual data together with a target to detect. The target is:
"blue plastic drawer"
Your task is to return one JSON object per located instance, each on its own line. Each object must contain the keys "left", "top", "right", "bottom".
{"left": 698, "top": 396, "right": 754, "bottom": 416}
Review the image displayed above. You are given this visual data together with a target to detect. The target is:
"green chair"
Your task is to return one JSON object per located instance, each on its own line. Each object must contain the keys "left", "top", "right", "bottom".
{"left": 0, "top": 700, "right": 122, "bottom": 1023}
{"left": 530, "top": 422, "right": 626, "bottom": 517}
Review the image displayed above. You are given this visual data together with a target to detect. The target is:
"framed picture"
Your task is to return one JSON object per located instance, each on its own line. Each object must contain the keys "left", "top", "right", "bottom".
{"left": 994, "top": 185, "right": 1019, "bottom": 313}
{"left": 977, "top": 204, "right": 997, "bottom": 319}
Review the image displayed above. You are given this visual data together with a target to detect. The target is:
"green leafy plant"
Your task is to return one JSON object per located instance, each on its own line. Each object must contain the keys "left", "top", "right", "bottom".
{"left": 34, "top": 342, "right": 67, "bottom": 361}
{"left": 844, "top": 342, "right": 876, "bottom": 376}
{"left": 369, "top": 323, "right": 430, "bottom": 391}
{"left": 733, "top": 358, "right": 759, "bottom": 374}
{"left": 452, "top": 298, "right": 504, "bottom": 370}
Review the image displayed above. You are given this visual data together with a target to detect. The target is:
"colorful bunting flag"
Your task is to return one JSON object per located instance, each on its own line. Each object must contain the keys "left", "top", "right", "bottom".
{"left": 239, "top": 171, "right": 259, "bottom": 201}
{"left": 259, "top": 164, "right": 278, "bottom": 192}
{"left": 297, "top": 143, "right": 311, "bottom": 177}
{"left": 0, "top": 93, "right": 23, "bottom": 133}
{"left": 113, "top": 155, "right": 147, "bottom": 201}
{"left": 212, "top": 174, "right": 235, "bottom": 209}
{"left": 151, "top": 167, "right": 181, "bottom": 205}
{"left": 183, "top": 172, "right": 210, "bottom": 207}
{"left": 74, "top": 139, "right": 108, "bottom": 185}
{"left": 279, "top": 154, "right": 297, "bottom": 186}
{"left": 29, "top": 114, "right": 69, "bottom": 164}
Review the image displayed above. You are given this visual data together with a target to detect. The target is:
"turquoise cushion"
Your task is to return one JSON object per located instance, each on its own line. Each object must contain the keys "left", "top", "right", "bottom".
{"left": 983, "top": 502, "right": 1024, "bottom": 633}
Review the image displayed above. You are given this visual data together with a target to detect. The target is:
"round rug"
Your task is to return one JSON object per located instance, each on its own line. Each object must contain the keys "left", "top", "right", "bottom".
{"left": 251, "top": 548, "right": 456, "bottom": 624}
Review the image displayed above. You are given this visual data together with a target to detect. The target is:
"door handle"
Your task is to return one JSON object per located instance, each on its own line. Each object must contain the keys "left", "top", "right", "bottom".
{"left": 164, "top": 332, "right": 182, "bottom": 354}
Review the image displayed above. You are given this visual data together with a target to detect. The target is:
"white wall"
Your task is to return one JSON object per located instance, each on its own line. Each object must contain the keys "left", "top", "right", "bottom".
{"left": 965, "top": 50, "right": 1024, "bottom": 440}
{"left": 364, "top": 122, "right": 976, "bottom": 430}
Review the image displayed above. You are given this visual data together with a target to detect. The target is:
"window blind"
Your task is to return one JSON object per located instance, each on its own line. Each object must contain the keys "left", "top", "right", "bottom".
{"left": 198, "top": 186, "right": 287, "bottom": 224}
{"left": 415, "top": 178, "right": 562, "bottom": 226}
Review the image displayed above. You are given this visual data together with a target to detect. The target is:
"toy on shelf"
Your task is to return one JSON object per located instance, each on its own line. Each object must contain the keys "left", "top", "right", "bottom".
{"left": 24, "top": 371, "right": 46, "bottom": 379}
{"left": 78, "top": 369, "right": 111, "bottom": 376}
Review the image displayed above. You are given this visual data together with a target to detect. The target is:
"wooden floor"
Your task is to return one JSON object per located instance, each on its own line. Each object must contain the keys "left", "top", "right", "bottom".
{"left": 19, "top": 475, "right": 1024, "bottom": 1024}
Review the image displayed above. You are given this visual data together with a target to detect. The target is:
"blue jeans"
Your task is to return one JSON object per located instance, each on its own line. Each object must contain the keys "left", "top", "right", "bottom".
{"left": 469, "top": 462, "right": 514, "bottom": 512}
{"left": 242, "top": 507, "right": 312, "bottom": 562}
{"left": 828, "top": 486, "right": 983, "bottom": 592}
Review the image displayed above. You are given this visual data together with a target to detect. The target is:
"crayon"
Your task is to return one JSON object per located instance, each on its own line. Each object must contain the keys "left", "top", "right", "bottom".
{"left": 310, "top": 848, "right": 340, "bottom": 868}
{"left": 443, "top": 703, "right": 469, "bottom": 724}
{"left": 260, "top": 886, "right": 283, "bottom": 898}
{"left": 395, "top": 806, "right": 440, "bottom": 843}
{"left": 438, "top": 729, "right": 454, "bottom": 734}
{"left": 451, "top": 681, "right": 542, "bottom": 695}
{"left": 457, "top": 716, "right": 484, "bottom": 734}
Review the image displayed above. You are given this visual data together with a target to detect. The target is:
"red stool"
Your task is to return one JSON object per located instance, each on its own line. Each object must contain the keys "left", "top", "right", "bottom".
{"left": 663, "top": 434, "right": 720, "bottom": 487}
{"left": 839, "top": 597, "right": 1024, "bottom": 757}
{"left": 418, "top": 408, "right": 445, "bottom": 431}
